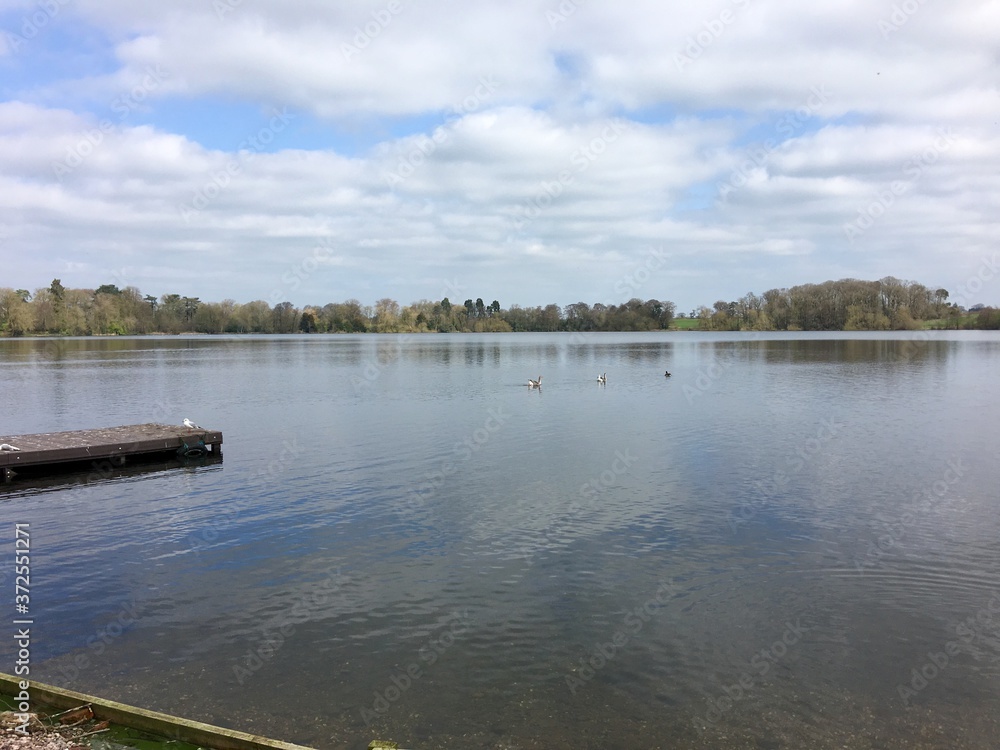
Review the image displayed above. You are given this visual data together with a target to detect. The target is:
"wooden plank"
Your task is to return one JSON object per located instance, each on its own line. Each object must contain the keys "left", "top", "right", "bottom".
{"left": 0, "top": 424, "right": 222, "bottom": 471}
{"left": 0, "top": 423, "right": 222, "bottom": 476}
{"left": 0, "top": 673, "right": 317, "bottom": 750}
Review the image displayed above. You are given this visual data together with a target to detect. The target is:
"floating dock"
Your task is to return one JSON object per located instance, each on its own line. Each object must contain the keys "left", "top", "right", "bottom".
{"left": 0, "top": 423, "right": 222, "bottom": 481}
{"left": 0, "top": 672, "right": 314, "bottom": 750}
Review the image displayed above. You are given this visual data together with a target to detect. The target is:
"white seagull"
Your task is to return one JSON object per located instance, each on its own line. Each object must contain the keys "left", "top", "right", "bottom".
{"left": 182, "top": 418, "right": 202, "bottom": 430}
{"left": 527, "top": 375, "right": 543, "bottom": 388}
{"left": 597, "top": 373, "right": 606, "bottom": 384}
{"left": 0, "top": 443, "right": 20, "bottom": 452}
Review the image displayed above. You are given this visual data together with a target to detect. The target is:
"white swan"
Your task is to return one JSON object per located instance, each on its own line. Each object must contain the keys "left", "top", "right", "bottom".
{"left": 528, "top": 375, "right": 543, "bottom": 388}
{"left": 182, "top": 418, "right": 201, "bottom": 429}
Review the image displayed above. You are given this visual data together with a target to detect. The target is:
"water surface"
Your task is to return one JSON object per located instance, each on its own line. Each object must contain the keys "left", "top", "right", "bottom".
{"left": 1, "top": 332, "right": 999, "bottom": 748}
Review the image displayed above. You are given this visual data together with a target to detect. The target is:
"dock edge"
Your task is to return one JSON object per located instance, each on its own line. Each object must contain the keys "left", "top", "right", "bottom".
{"left": 0, "top": 673, "right": 317, "bottom": 750}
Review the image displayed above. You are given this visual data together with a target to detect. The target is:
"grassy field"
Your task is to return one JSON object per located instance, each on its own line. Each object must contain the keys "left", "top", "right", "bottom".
{"left": 671, "top": 317, "right": 702, "bottom": 330}
{"left": 921, "top": 314, "right": 975, "bottom": 329}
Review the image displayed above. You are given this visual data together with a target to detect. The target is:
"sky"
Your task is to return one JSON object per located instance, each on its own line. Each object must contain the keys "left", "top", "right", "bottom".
{"left": 0, "top": 0, "right": 998, "bottom": 314}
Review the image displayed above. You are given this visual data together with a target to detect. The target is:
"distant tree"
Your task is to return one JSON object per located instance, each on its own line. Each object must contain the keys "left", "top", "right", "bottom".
{"left": 239, "top": 300, "right": 274, "bottom": 333}
{"left": 475, "top": 298, "right": 485, "bottom": 318}
{"left": 89, "top": 293, "right": 124, "bottom": 334}
{"left": 48, "top": 278, "right": 66, "bottom": 331}
{"left": 157, "top": 294, "right": 184, "bottom": 333}
{"left": 0, "top": 288, "right": 34, "bottom": 336}
{"left": 564, "top": 302, "right": 593, "bottom": 331}
{"left": 182, "top": 296, "right": 200, "bottom": 322}
{"left": 540, "top": 303, "right": 561, "bottom": 330}
{"left": 192, "top": 302, "right": 229, "bottom": 334}
{"left": 464, "top": 299, "right": 475, "bottom": 317}
{"left": 972, "top": 307, "right": 1000, "bottom": 329}
{"left": 272, "top": 301, "right": 299, "bottom": 333}
{"left": 60, "top": 288, "right": 91, "bottom": 335}
{"left": 95, "top": 284, "right": 122, "bottom": 296}
{"left": 660, "top": 299, "right": 676, "bottom": 328}
{"left": 762, "top": 289, "right": 791, "bottom": 329}
{"left": 372, "top": 298, "right": 400, "bottom": 332}
{"left": 844, "top": 305, "right": 890, "bottom": 331}
{"left": 299, "top": 309, "right": 317, "bottom": 333}
{"left": 499, "top": 304, "right": 528, "bottom": 331}
{"left": 441, "top": 297, "right": 452, "bottom": 314}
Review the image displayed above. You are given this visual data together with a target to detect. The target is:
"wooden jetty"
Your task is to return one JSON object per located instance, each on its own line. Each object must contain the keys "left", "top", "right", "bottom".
{"left": 0, "top": 672, "right": 315, "bottom": 750}
{"left": 0, "top": 423, "right": 222, "bottom": 481}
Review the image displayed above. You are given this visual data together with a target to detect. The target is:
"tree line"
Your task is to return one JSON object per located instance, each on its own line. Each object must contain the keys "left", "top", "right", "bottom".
{"left": 0, "top": 280, "right": 675, "bottom": 335}
{"left": 0, "top": 276, "right": 996, "bottom": 337}
{"left": 693, "top": 277, "right": 998, "bottom": 331}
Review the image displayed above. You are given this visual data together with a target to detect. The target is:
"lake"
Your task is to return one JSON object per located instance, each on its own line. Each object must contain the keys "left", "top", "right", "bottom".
{"left": 1, "top": 331, "right": 998, "bottom": 749}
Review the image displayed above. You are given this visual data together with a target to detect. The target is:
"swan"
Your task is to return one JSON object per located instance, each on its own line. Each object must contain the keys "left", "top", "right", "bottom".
{"left": 528, "top": 376, "right": 542, "bottom": 388}
{"left": 597, "top": 373, "right": 606, "bottom": 383}
{"left": 0, "top": 443, "right": 20, "bottom": 452}
{"left": 183, "top": 418, "right": 202, "bottom": 429}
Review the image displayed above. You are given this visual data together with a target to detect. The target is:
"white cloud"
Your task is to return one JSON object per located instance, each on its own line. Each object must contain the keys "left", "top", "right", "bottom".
{"left": 0, "top": 0, "right": 998, "bottom": 310}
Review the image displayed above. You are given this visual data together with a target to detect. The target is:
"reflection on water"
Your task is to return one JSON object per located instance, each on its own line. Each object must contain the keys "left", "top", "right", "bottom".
{"left": 1, "top": 332, "right": 999, "bottom": 749}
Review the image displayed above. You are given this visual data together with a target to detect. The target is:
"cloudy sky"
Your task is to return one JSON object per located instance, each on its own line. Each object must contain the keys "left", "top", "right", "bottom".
{"left": 1, "top": 0, "right": 998, "bottom": 313}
